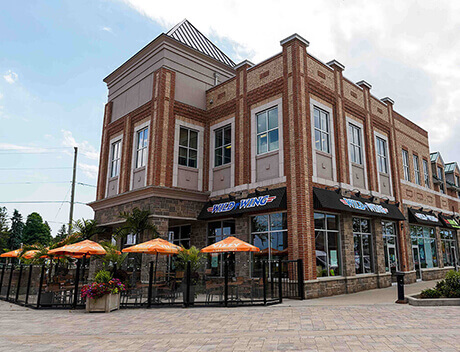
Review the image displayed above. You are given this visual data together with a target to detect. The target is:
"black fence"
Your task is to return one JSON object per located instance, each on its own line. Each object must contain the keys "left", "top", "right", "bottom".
{"left": 281, "top": 259, "right": 305, "bottom": 300}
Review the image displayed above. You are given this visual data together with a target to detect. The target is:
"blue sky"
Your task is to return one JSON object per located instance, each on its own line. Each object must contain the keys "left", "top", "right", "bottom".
{"left": 1, "top": 0, "right": 460, "bottom": 236}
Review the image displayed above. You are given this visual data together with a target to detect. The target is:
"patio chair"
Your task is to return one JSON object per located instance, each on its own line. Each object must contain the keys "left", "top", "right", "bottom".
{"left": 205, "top": 280, "right": 223, "bottom": 303}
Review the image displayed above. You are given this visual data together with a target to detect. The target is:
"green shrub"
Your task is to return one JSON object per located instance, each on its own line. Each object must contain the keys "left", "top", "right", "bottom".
{"left": 420, "top": 288, "right": 441, "bottom": 298}
{"left": 424, "top": 270, "right": 460, "bottom": 298}
{"left": 94, "top": 269, "right": 113, "bottom": 284}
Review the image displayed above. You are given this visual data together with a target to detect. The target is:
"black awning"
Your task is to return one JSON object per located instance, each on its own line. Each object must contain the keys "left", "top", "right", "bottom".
{"left": 408, "top": 208, "right": 440, "bottom": 226}
{"left": 198, "top": 187, "right": 287, "bottom": 220}
{"left": 313, "top": 187, "right": 405, "bottom": 220}
{"left": 438, "top": 214, "right": 460, "bottom": 229}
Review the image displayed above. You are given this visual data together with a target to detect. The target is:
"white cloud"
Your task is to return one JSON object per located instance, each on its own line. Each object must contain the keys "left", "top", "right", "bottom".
{"left": 120, "top": 0, "right": 460, "bottom": 162}
{"left": 78, "top": 162, "right": 98, "bottom": 179}
{"left": 101, "top": 26, "right": 113, "bottom": 33}
{"left": 3, "top": 70, "right": 18, "bottom": 84}
{"left": 0, "top": 143, "right": 47, "bottom": 153}
{"left": 0, "top": 92, "right": 3, "bottom": 99}
{"left": 61, "top": 129, "right": 99, "bottom": 160}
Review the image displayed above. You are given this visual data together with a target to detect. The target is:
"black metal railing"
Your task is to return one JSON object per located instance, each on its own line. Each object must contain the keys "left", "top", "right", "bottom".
{"left": 280, "top": 259, "right": 305, "bottom": 300}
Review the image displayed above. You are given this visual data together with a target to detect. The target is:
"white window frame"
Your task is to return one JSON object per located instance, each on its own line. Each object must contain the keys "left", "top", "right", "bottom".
{"left": 346, "top": 117, "right": 368, "bottom": 190}
{"left": 106, "top": 134, "right": 123, "bottom": 197}
{"left": 256, "top": 106, "right": 280, "bottom": 155}
{"left": 250, "top": 98, "right": 284, "bottom": 184}
{"left": 348, "top": 123, "right": 362, "bottom": 165}
{"left": 402, "top": 149, "right": 410, "bottom": 182}
{"left": 413, "top": 154, "right": 421, "bottom": 185}
{"left": 313, "top": 106, "right": 331, "bottom": 154}
{"left": 209, "top": 118, "right": 235, "bottom": 192}
{"left": 437, "top": 166, "right": 445, "bottom": 194}
{"left": 130, "top": 121, "right": 150, "bottom": 190}
{"left": 311, "top": 98, "right": 337, "bottom": 183}
{"left": 423, "top": 159, "right": 430, "bottom": 188}
{"left": 374, "top": 131, "right": 393, "bottom": 196}
{"left": 173, "top": 120, "right": 204, "bottom": 191}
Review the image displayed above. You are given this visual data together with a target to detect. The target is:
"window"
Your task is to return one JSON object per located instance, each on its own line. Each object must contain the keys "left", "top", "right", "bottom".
{"left": 410, "top": 226, "right": 438, "bottom": 268}
{"left": 413, "top": 154, "right": 421, "bottom": 185}
{"left": 440, "top": 229, "right": 458, "bottom": 267}
{"left": 314, "top": 107, "right": 330, "bottom": 153}
{"left": 207, "top": 220, "right": 235, "bottom": 276}
{"left": 170, "top": 225, "right": 191, "bottom": 249}
{"left": 423, "top": 159, "right": 430, "bottom": 188}
{"left": 214, "top": 125, "right": 231, "bottom": 167}
{"left": 353, "top": 218, "right": 374, "bottom": 274}
{"left": 402, "top": 149, "right": 410, "bottom": 181}
{"left": 256, "top": 107, "right": 279, "bottom": 154}
{"left": 437, "top": 166, "right": 445, "bottom": 194}
{"left": 456, "top": 175, "right": 460, "bottom": 198}
{"left": 135, "top": 127, "right": 148, "bottom": 169}
{"left": 110, "top": 140, "right": 121, "bottom": 178}
{"left": 125, "top": 233, "right": 137, "bottom": 246}
{"left": 251, "top": 213, "right": 288, "bottom": 277}
{"left": 376, "top": 137, "right": 388, "bottom": 174}
{"left": 178, "top": 127, "right": 198, "bottom": 168}
{"left": 348, "top": 123, "right": 362, "bottom": 165}
{"left": 314, "top": 213, "right": 341, "bottom": 277}
{"left": 382, "top": 221, "right": 399, "bottom": 274}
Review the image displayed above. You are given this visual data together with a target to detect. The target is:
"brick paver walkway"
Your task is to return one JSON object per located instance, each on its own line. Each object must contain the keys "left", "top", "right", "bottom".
{"left": 1, "top": 297, "right": 459, "bottom": 352}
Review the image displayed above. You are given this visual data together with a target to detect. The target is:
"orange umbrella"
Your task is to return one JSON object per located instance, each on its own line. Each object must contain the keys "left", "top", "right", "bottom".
{"left": 48, "top": 239, "right": 107, "bottom": 257}
{"left": 122, "top": 238, "right": 182, "bottom": 254}
{"left": 22, "top": 250, "right": 40, "bottom": 259}
{"left": 201, "top": 236, "right": 260, "bottom": 253}
{"left": 0, "top": 249, "right": 22, "bottom": 258}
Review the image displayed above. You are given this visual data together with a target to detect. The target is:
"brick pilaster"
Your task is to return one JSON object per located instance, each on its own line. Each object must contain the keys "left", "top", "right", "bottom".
{"left": 119, "top": 115, "right": 132, "bottom": 193}
{"left": 96, "top": 102, "right": 112, "bottom": 200}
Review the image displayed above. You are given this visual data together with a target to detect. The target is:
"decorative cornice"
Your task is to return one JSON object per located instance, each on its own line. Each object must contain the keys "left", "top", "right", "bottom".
{"left": 280, "top": 33, "right": 310, "bottom": 47}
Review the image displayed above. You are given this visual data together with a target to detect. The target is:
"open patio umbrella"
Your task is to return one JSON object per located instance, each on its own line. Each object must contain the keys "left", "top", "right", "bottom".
{"left": 201, "top": 236, "right": 260, "bottom": 253}
{"left": 0, "top": 249, "right": 22, "bottom": 258}
{"left": 122, "top": 238, "right": 182, "bottom": 283}
{"left": 48, "top": 239, "right": 107, "bottom": 257}
{"left": 22, "top": 250, "right": 40, "bottom": 259}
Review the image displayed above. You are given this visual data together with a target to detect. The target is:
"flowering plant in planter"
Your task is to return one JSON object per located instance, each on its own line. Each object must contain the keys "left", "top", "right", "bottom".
{"left": 81, "top": 270, "right": 126, "bottom": 300}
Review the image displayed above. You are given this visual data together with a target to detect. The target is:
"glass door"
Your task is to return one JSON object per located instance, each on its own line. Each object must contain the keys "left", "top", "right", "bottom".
{"left": 387, "top": 244, "right": 398, "bottom": 275}
{"left": 412, "top": 246, "right": 422, "bottom": 280}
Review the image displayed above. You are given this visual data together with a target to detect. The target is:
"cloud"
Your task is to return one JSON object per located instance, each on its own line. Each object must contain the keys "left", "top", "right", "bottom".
{"left": 78, "top": 162, "right": 98, "bottom": 179}
{"left": 61, "top": 129, "right": 99, "bottom": 160}
{"left": 0, "top": 143, "right": 47, "bottom": 153}
{"left": 119, "top": 0, "right": 460, "bottom": 162}
{"left": 0, "top": 92, "right": 3, "bottom": 99}
{"left": 3, "top": 70, "right": 18, "bottom": 84}
{"left": 101, "top": 26, "right": 113, "bottom": 33}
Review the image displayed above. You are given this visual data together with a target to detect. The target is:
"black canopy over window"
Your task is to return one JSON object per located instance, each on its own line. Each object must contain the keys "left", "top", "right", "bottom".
{"left": 408, "top": 208, "right": 440, "bottom": 226}
{"left": 438, "top": 214, "right": 460, "bottom": 229}
{"left": 313, "top": 187, "right": 405, "bottom": 220}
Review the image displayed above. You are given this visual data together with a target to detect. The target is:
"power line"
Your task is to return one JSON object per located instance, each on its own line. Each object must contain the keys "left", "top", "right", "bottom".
{"left": 0, "top": 167, "right": 72, "bottom": 170}
{"left": 0, "top": 181, "right": 70, "bottom": 185}
{"left": 0, "top": 201, "right": 88, "bottom": 205}
{"left": 77, "top": 182, "right": 97, "bottom": 188}
{"left": 0, "top": 147, "right": 73, "bottom": 152}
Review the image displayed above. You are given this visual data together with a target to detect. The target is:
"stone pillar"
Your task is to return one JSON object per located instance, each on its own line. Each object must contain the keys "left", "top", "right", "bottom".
{"left": 140, "top": 217, "right": 169, "bottom": 282}
{"left": 119, "top": 115, "right": 132, "bottom": 194}
{"left": 280, "top": 34, "right": 315, "bottom": 280}
{"left": 96, "top": 102, "right": 113, "bottom": 200}
{"left": 235, "top": 216, "right": 250, "bottom": 277}
{"left": 435, "top": 226, "right": 444, "bottom": 269}
{"left": 373, "top": 218, "right": 386, "bottom": 275}
{"left": 340, "top": 214, "right": 356, "bottom": 277}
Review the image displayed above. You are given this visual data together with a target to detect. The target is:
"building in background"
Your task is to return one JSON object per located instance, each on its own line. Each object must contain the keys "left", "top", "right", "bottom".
{"left": 89, "top": 20, "right": 460, "bottom": 298}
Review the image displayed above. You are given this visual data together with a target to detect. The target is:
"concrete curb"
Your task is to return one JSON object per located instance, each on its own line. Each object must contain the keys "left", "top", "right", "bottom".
{"left": 406, "top": 293, "right": 460, "bottom": 306}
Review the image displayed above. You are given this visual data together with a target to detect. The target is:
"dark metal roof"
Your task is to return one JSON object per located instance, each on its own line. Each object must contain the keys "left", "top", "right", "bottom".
{"left": 167, "top": 19, "right": 235, "bottom": 68}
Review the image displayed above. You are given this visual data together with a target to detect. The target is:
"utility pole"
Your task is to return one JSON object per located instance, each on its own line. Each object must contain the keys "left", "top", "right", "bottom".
{"left": 68, "top": 147, "right": 78, "bottom": 236}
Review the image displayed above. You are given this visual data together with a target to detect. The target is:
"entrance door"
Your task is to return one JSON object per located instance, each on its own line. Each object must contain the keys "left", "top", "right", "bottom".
{"left": 387, "top": 244, "right": 398, "bottom": 275}
{"left": 412, "top": 246, "right": 422, "bottom": 280}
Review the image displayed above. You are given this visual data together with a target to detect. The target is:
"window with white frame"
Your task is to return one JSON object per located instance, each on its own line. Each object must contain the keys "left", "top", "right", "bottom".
{"left": 214, "top": 124, "right": 231, "bottom": 167}
{"left": 402, "top": 149, "right": 410, "bottom": 181}
{"left": 348, "top": 123, "right": 362, "bottom": 165}
{"left": 178, "top": 127, "right": 198, "bottom": 168}
{"left": 314, "top": 107, "right": 330, "bottom": 153}
{"left": 135, "top": 127, "right": 148, "bottom": 169}
{"left": 256, "top": 107, "right": 279, "bottom": 154}
{"left": 423, "top": 159, "right": 430, "bottom": 188}
{"left": 314, "top": 213, "right": 341, "bottom": 277}
{"left": 437, "top": 166, "right": 445, "bottom": 194}
{"left": 110, "top": 140, "right": 121, "bottom": 178}
{"left": 413, "top": 154, "right": 421, "bottom": 185}
{"left": 353, "top": 217, "right": 374, "bottom": 274}
{"left": 376, "top": 137, "right": 388, "bottom": 174}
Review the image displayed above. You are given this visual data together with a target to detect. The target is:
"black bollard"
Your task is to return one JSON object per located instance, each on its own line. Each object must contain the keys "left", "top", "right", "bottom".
{"left": 395, "top": 271, "right": 406, "bottom": 304}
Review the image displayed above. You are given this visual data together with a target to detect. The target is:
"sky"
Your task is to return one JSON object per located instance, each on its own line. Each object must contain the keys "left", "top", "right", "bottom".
{"left": 1, "top": 0, "right": 459, "bottom": 235}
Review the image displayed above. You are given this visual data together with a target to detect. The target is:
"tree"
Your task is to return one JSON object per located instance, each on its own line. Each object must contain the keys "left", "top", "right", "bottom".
{"left": 72, "top": 219, "right": 106, "bottom": 241}
{"left": 0, "top": 206, "right": 10, "bottom": 253}
{"left": 22, "top": 212, "right": 52, "bottom": 246}
{"left": 54, "top": 224, "right": 68, "bottom": 243}
{"left": 8, "top": 209, "right": 24, "bottom": 250}
{"left": 116, "top": 208, "right": 159, "bottom": 244}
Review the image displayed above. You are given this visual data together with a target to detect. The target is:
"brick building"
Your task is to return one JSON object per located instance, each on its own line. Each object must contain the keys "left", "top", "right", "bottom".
{"left": 89, "top": 20, "right": 460, "bottom": 298}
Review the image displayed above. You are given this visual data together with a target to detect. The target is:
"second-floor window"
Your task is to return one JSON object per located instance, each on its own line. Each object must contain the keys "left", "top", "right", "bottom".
{"left": 135, "top": 128, "right": 148, "bottom": 169}
{"left": 314, "top": 107, "right": 330, "bottom": 153}
{"left": 413, "top": 154, "right": 421, "bottom": 185}
{"left": 456, "top": 175, "right": 460, "bottom": 198}
{"left": 423, "top": 159, "right": 430, "bottom": 188}
{"left": 179, "top": 127, "right": 198, "bottom": 168}
{"left": 402, "top": 149, "right": 410, "bottom": 181}
{"left": 348, "top": 123, "right": 362, "bottom": 164}
{"left": 110, "top": 140, "right": 121, "bottom": 178}
{"left": 257, "top": 107, "right": 279, "bottom": 154}
{"left": 214, "top": 125, "right": 231, "bottom": 167}
{"left": 376, "top": 137, "right": 388, "bottom": 174}
{"left": 437, "top": 166, "right": 445, "bottom": 194}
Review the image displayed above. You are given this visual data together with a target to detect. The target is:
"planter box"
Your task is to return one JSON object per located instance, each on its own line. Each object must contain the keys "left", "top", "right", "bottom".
{"left": 86, "top": 293, "right": 120, "bottom": 313}
{"left": 406, "top": 293, "right": 460, "bottom": 306}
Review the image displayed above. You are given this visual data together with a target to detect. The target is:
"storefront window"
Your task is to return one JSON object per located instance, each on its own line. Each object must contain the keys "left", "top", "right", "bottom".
{"left": 382, "top": 221, "right": 399, "bottom": 274}
{"left": 440, "top": 229, "right": 458, "bottom": 267}
{"left": 353, "top": 218, "right": 374, "bottom": 274}
{"left": 207, "top": 220, "right": 235, "bottom": 276}
{"left": 410, "top": 225, "right": 438, "bottom": 268}
{"left": 169, "top": 225, "right": 191, "bottom": 249}
{"left": 251, "top": 213, "right": 288, "bottom": 277}
{"left": 314, "top": 212, "right": 340, "bottom": 277}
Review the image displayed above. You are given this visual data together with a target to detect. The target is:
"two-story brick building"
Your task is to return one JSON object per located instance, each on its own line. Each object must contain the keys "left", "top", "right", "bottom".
{"left": 89, "top": 20, "right": 460, "bottom": 298}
